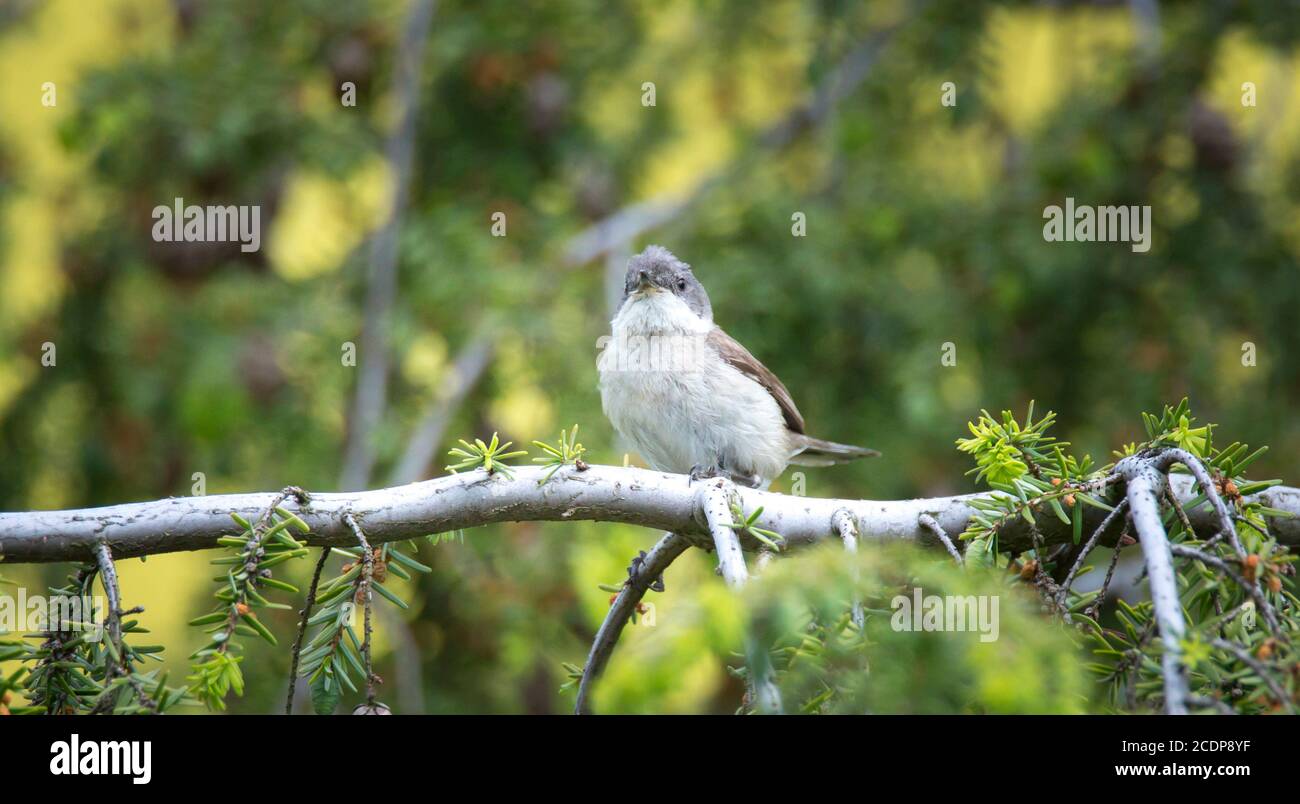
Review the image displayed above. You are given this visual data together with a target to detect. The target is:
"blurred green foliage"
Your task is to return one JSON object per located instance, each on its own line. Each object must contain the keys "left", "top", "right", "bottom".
{"left": 1, "top": 0, "right": 1298, "bottom": 713}
{"left": 597, "top": 544, "right": 1091, "bottom": 714}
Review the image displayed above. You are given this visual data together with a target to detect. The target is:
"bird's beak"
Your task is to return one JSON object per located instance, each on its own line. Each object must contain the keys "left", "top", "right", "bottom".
{"left": 634, "top": 271, "right": 657, "bottom": 294}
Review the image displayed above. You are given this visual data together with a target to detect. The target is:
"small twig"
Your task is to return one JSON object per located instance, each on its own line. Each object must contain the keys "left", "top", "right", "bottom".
{"left": 1234, "top": 513, "right": 1271, "bottom": 541}
{"left": 93, "top": 543, "right": 123, "bottom": 683}
{"left": 90, "top": 543, "right": 155, "bottom": 714}
{"left": 1208, "top": 637, "right": 1295, "bottom": 712}
{"left": 1121, "top": 618, "right": 1158, "bottom": 711}
{"left": 1057, "top": 498, "right": 1129, "bottom": 607}
{"left": 255, "top": 486, "right": 309, "bottom": 537}
{"left": 1116, "top": 455, "right": 1190, "bottom": 714}
{"left": 575, "top": 531, "right": 690, "bottom": 714}
{"left": 1156, "top": 449, "right": 1244, "bottom": 557}
{"left": 697, "top": 480, "right": 782, "bottom": 712}
{"left": 1203, "top": 600, "right": 1256, "bottom": 636}
{"left": 1029, "top": 523, "right": 1070, "bottom": 619}
{"left": 744, "top": 639, "right": 784, "bottom": 715}
{"left": 700, "top": 479, "right": 749, "bottom": 588}
{"left": 832, "top": 509, "right": 864, "bottom": 629}
{"left": 343, "top": 513, "right": 378, "bottom": 706}
{"left": 917, "top": 513, "right": 963, "bottom": 566}
{"left": 211, "top": 487, "right": 310, "bottom": 665}
{"left": 1085, "top": 524, "right": 1132, "bottom": 622}
{"left": 1165, "top": 475, "right": 1195, "bottom": 537}
{"left": 284, "top": 546, "right": 331, "bottom": 715}
{"left": 1168, "top": 544, "right": 1283, "bottom": 638}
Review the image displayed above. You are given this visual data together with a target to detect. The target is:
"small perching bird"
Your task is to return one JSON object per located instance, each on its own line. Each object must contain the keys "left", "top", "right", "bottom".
{"left": 598, "top": 245, "right": 877, "bottom": 488}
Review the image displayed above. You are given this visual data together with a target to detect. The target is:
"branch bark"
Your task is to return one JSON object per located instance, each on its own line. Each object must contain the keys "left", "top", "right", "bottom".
{"left": 833, "top": 509, "right": 864, "bottom": 628}
{"left": 3, "top": 465, "right": 1298, "bottom": 565}
{"left": 700, "top": 479, "right": 748, "bottom": 588}
{"left": 1116, "top": 455, "right": 1189, "bottom": 714}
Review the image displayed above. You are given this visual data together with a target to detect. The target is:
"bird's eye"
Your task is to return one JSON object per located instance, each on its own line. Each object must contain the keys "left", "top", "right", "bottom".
{"left": 676, "top": 279, "right": 687, "bottom": 291}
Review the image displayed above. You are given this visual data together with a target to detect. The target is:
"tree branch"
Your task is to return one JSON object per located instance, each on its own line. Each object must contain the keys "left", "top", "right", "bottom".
{"left": 917, "top": 512, "right": 963, "bottom": 566}
{"left": 1116, "top": 455, "right": 1189, "bottom": 714}
{"left": 574, "top": 530, "right": 689, "bottom": 715}
{"left": 284, "top": 546, "right": 330, "bottom": 715}
{"left": 832, "top": 509, "right": 865, "bottom": 628}
{"left": 700, "top": 479, "right": 748, "bottom": 588}
{"left": 3, "top": 465, "right": 1298, "bottom": 565}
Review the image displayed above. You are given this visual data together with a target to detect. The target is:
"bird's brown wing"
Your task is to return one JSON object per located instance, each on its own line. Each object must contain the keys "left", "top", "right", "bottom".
{"left": 706, "top": 326, "right": 805, "bottom": 434}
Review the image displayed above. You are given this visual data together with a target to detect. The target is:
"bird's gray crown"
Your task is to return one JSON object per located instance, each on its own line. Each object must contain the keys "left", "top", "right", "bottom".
{"left": 623, "top": 245, "right": 713, "bottom": 321}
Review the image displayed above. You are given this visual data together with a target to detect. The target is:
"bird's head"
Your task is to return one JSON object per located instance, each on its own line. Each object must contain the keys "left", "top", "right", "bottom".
{"left": 621, "top": 245, "right": 712, "bottom": 322}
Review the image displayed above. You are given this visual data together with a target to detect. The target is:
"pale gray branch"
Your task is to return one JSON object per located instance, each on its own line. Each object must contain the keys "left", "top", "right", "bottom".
{"left": 700, "top": 479, "right": 748, "bottom": 588}
{"left": 833, "top": 509, "right": 865, "bottom": 628}
{"left": 93, "top": 542, "right": 122, "bottom": 681}
{"left": 1153, "top": 448, "right": 1244, "bottom": 556}
{"left": 1117, "top": 455, "right": 1189, "bottom": 715}
{"left": 3, "top": 465, "right": 1298, "bottom": 565}
{"left": 917, "top": 512, "right": 962, "bottom": 566}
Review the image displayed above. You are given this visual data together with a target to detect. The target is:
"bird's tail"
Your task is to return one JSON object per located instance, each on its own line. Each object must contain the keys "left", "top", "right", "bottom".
{"left": 788, "top": 434, "right": 880, "bottom": 467}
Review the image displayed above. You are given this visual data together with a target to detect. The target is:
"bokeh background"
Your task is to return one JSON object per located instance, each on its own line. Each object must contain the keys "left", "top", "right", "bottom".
{"left": 1, "top": 0, "right": 1298, "bottom": 713}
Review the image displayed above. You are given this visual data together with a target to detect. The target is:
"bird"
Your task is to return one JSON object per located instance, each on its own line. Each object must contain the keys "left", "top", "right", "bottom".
{"left": 598, "top": 245, "right": 877, "bottom": 489}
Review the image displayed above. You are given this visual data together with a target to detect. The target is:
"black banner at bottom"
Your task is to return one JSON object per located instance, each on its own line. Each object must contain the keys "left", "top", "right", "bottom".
{"left": 1, "top": 714, "right": 1290, "bottom": 791}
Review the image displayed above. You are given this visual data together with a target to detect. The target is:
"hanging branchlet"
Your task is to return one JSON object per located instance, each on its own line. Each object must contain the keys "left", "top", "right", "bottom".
{"left": 186, "top": 490, "right": 312, "bottom": 710}
{"left": 24, "top": 563, "right": 98, "bottom": 715}
{"left": 344, "top": 513, "right": 380, "bottom": 711}
{"left": 284, "top": 546, "right": 331, "bottom": 715}
{"left": 88, "top": 543, "right": 159, "bottom": 715}
{"left": 296, "top": 514, "right": 430, "bottom": 715}
{"left": 1055, "top": 499, "right": 1129, "bottom": 612}
{"left": 17, "top": 561, "right": 187, "bottom": 715}
{"left": 574, "top": 531, "right": 691, "bottom": 714}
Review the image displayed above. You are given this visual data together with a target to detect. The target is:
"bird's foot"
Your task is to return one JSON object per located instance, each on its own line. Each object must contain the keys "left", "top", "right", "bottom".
{"left": 689, "top": 462, "right": 761, "bottom": 489}
{"left": 627, "top": 550, "right": 666, "bottom": 592}
{"left": 689, "top": 462, "right": 724, "bottom": 484}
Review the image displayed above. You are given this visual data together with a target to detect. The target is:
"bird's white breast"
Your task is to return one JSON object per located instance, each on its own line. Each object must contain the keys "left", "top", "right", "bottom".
{"left": 598, "top": 292, "right": 789, "bottom": 484}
